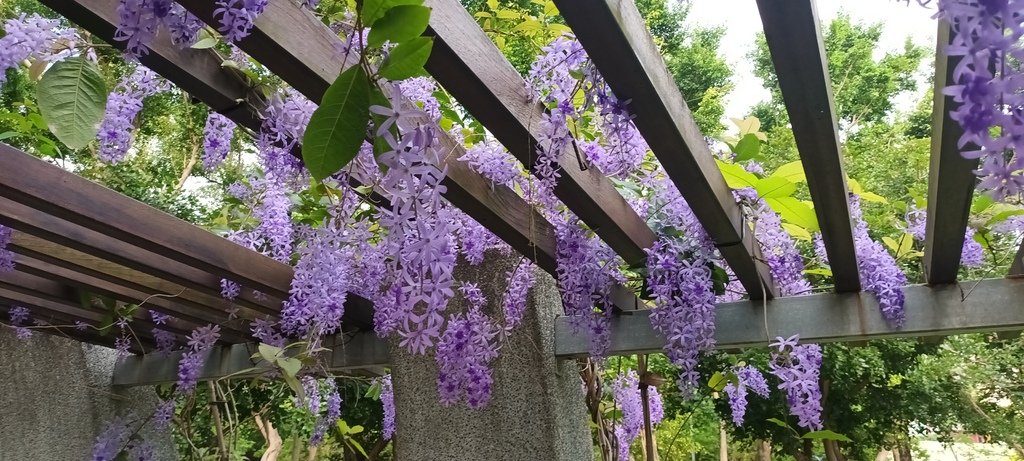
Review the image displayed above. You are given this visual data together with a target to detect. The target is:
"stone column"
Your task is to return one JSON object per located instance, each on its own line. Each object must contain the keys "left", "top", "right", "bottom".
{"left": 0, "top": 327, "right": 176, "bottom": 460}
{"left": 389, "top": 252, "right": 593, "bottom": 460}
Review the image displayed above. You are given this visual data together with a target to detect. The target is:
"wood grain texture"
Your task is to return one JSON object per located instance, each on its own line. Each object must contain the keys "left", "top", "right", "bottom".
{"left": 755, "top": 0, "right": 860, "bottom": 292}
{"left": 556, "top": 278, "right": 1024, "bottom": 357}
{"left": 924, "top": 22, "right": 979, "bottom": 285}
{"left": 552, "top": 0, "right": 777, "bottom": 299}
{"left": 424, "top": 0, "right": 656, "bottom": 265}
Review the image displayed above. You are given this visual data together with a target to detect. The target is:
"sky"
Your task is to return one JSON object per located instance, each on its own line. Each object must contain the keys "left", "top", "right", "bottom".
{"left": 685, "top": 0, "right": 939, "bottom": 121}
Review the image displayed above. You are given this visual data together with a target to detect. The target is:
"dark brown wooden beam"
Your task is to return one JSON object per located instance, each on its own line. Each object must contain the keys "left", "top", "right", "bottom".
{"left": 924, "top": 22, "right": 978, "bottom": 284}
{"left": 2, "top": 304, "right": 151, "bottom": 354}
{"left": 423, "top": 0, "right": 656, "bottom": 266}
{"left": 754, "top": 0, "right": 860, "bottom": 292}
{"left": 552, "top": 0, "right": 777, "bottom": 299}
{"left": 0, "top": 197, "right": 280, "bottom": 315}
{"left": 0, "top": 145, "right": 292, "bottom": 299}
{"left": 1010, "top": 240, "right": 1024, "bottom": 277}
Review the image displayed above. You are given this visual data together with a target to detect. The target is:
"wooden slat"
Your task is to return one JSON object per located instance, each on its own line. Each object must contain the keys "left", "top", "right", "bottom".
{"left": 556, "top": 277, "right": 1024, "bottom": 357}
{"left": 924, "top": 21, "right": 978, "bottom": 284}
{"left": 754, "top": 0, "right": 860, "bottom": 292}
{"left": 112, "top": 333, "right": 389, "bottom": 386}
{"left": 1010, "top": 241, "right": 1024, "bottom": 276}
{"left": 552, "top": 0, "right": 777, "bottom": 299}
{"left": 423, "top": 0, "right": 656, "bottom": 265}
{"left": 5, "top": 258, "right": 251, "bottom": 341}
{"left": 2, "top": 304, "right": 151, "bottom": 354}
{"left": 0, "top": 145, "right": 292, "bottom": 298}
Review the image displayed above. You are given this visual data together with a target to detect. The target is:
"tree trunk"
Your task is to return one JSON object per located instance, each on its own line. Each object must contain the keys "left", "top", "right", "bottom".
{"left": 824, "top": 439, "right": 846, "bottom": 461}
{"left": 719, "top": 423, "right": 729, "bottom": 461}
{"left": 897, "top": 442, "right": 912, "bottom": 461}
{"left": 755, "top": 440, "right": 771, "bottom": 461}
{"left": 254, "top": 414, "right": 282, "bottom": 461}
{"left": 875, "top": 449, "right": 892, "bottom": 461}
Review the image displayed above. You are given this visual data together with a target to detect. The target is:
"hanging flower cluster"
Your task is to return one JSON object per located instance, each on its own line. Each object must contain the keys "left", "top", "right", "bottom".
{"left": 850, "top": 195, "right": 908, "bottom": 326}
{"left": 175, "top": 324, "right": 221, "bottom": 393}
{"left": 769, "top": 335, "right": 823, "bottom": 431}
{"left": 380, "top": 374, "right": 396, "bottom": 440}
{"left": 611, "top": 370, "right": 665, "bottom": 460}
{"left": 8, "top": 305, "right": 32, "bottom": 340}
{"left": 259, "top": 89, "right": 316, "bottom": 178}
{"left": 115, "top": 0, "right": 201, "bottom": 58}
{"left": 435, "top": 283, "right": 500, "bottom": 408}
{"left": 97, "top": 65, "right": 171, "bottom": 163}
{"left": 723, "top": 365, "right": 770, "bottom": 426}
{"left": 0, "top": 224, "right": 14, "bottom": 273}
{"left": 738, "top": 191, "right": 813, "bottom": 296}
{"left": 0, "top": 14, "right": 79, "bottom": 82}
{"left": 297, "top": 378, "right": 342, "bottom": 446}
{"left": 214, "top": 0, "right": 270, "bottom": 43}
{"left": 501, "top": 260, "right": 536, "bottom": 331}
{"left": 938, "top": 0, "right": 1024, "bottom": 201}
{"left": 202, "top": 112, "right": 236, "bottom": 169}
{"left": 904, "top": 205, "right": 984, "bottom": 267}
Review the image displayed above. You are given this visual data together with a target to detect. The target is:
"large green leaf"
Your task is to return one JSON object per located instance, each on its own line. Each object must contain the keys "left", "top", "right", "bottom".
{"left": 754, "top": 176, "right": 796, "bottom": 199}
{"left": 36, "top": 57, "right": 107, "bottom": 150}
{"left": 732, "top": 133, "right": 762, "bottom": 161}
{"left": 770, "top": 160, "right": 806, "bottom": 183}
{"left": 361, "top": 0, "right": 423, "bottom": 27}
{"left": 379, "top": 37, "right": 433, "bottom": 80}
{"left": 715, "top": 159, "right": 758, "bottom": 189}
{"left": 367, "top": 5, "right": 431, "bottom": 48}
{"left": 765, "top": 197, "right": 819, "bottom": 232}
{"left": 802, "top": 430, "right": 852, "bottom": 442}
{"left": 302, "top": 66, "right": 371, "bottom": 181}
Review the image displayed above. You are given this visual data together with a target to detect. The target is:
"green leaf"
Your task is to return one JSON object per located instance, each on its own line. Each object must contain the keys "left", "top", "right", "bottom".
{"left": 258, "top": 343, "right": 282, "bottom": 363}
{"left": 766, "top": 418, "right": 792, "bottom": 429}
{"left": 191, "top": 37, "right": 218, "bottom": 49}
{"left": 379, "top": 37, "right": 433, "bottom": 80}
{"left": 765, "top": 197, "right": 819, "bottom": 232}
{"left": 732, "top": 133, "right": 762, "bottom": 161}
{"left": 708, "top": 371, "right": 727, "bottom": 392}
{"left": 365, "top": 381, "right": 383, "bottom": 400}
{"left": 972, "top": 194, "right": 995, "bottom": 214}
{"left": 781, "top": 223, "right": 812, "bottom": 241}
{"left": 277, "top": 357, "right": 302, "bottom": 377}
{"left": 361, "top": 0, "right": 422, "bottom": 27}
{"left": 986, "top": 208, "right": 1024, "bottom": 226}
{"left": 804, "top": 267, "right": 833, "bottom": 277}
{"left": 367, "top": 5, "right": 431, "bottom": 48}
{"left": 859, "top": 191, "right": 888, "bottom": 204}
{"left": 302, "top": 66, "right": 371, "bottom": 181}
{"left": 0, "top": 131, "right": 20, "bottom": 141}
{"left": 755, "top": 176, "right": 796, "bottom": 199}
{"left": 716, "top": 159, "right": 758, "bottom": 189}
{"left": 771, "top": 161, "right": 806, "bottom": 183}
{"left": 346, "top": 436, "right": 369, "bottom": 457}
{"left": 36, "top": 57, "right": 108, "bottom": 150}
{"left": 802, "top": 430, "right": 852, "bottom": 442}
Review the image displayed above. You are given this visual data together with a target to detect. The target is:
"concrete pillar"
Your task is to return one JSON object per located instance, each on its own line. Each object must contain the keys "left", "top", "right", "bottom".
{"left": 0, "top": 327, "right": 176, "bottom": 460}
{"left": 389, "top": 252, "right": 593, "bottom": 460}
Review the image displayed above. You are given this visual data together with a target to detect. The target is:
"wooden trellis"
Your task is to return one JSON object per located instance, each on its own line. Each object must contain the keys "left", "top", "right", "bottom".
{"left": 0, "top": 0, "right": 1020, "bottom": 386}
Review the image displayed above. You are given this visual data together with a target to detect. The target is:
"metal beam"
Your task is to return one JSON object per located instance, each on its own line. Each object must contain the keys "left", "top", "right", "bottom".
{"left": 555, "top": 278, "right": 1024, "bottom": 357}
{"left": 424, "top": 0, "right": 657, "bottom": 266}
{"left": 112, "top": 333, "right": 389, "bottom": 386}
{"left": 755, "top": 0, "right": 860, "bottom": 292}
{"left": 552, "top": 0, "right": 777, "bottom": 299}
{"left": 924, "top": 21, "right": 978, "bottom": 284}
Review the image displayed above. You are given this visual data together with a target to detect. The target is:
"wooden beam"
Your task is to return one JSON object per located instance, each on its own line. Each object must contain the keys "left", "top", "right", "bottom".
{"left": 5, "top": 257, "right": 252, "bottom": 342}
{"left": 552, "top": 0, "right": 777, "bottom": 299}
{"left": 0, "top": 145, "right": 292, "bottom": 299}
{"left": 924, "top": 21, "right": 978, "bottom": 284}
{"left": 112, "top": 332, "right": 389, "bottom": 386}
{"left": 423, "top": 0, "right": 657, "bottom": 266}
{"left": 754, "top": 0, "right": 860, "bottom": 292}
{"left": 2, "top": 304, "right": 151, "bottom": 354}
{"left": 1010, "top": 240, "right": 1024, "bottom": 276}
{"left": 555, "top": 278, "right": 1024, "bottom": 357}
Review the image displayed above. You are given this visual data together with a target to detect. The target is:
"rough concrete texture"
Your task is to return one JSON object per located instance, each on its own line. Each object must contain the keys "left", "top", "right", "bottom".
{"left": 390, "top": 252, "right": 594, "bottom": 460}
{"left": 0, "top": 327, "right": 176, "bottom": 460}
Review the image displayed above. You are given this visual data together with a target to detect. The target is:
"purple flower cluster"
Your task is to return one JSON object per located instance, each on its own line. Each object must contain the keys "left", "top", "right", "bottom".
{"left": 724, "top": 365, "right": 770, "bottom": 426}
{"left": 611, "top": 370, "right": 665, "bottom": 459}
{"left": 850, "top": 195, "right": 908, "bottom": 326}
{"left": 380, "top": 374, "right": 396, "bottom": 440}
{"left": 115, "top": 0, "right": 201, "bottom": 58}
{"left": 0, "top": 224, "right": 14, "bottom": 273}
{"left": 740, "top": 194, "right": 812, "bottom": 296}
{"left": 904, "top": 205, "right": 984, "bottom": 268}
{"left": 0, "top": 14, "right": 78, "bottom": 83}
{"left": 435, "top": 306, "right": 499, "bottom": 408}
{"left": 259, "top": 89, "right": 315, "bottom": 178}
{"left": 214, "top": 0, "right": 269, "bottom": 43}
{"left": 458, "top": 140, "right": 521, "bottom": 188}
{"left": 9, "top": 305, "right": 32, "bottom": 340}
{"left": 310, "top": 380, "right": 342, "bottom": 446}
{"left": 501, "top": 260, "right": 536, "bottom": 331}
{"left": 153, "top": 398, "right": 175, "bottom": 429}
{"left": 175, "top": 324, "right": 220, "bottom": 393}
{"left": 202, "top": 112, "right": 236, "bottom": 169}
{"left": 91, "top": 417, "right": 131, "bottom": 461}
{"left": 938, "top": 0, "right": 1024, "bottom": 200}
{"left": 555, "top": 217, "right": 623, "bottom": 357}
{"left": 250, "top": 317, "right": 284, "bottom": 347}
{"left": 769, "top": 335, "right": 824, "bottom": 431}
{"left": 454, "top": 210, "right": 506, "bottom": 265}
{"left": 97, "top": 66, "right": 170, "bottom": 163}
{"left": 280, "top": 219, "right": 354, "bottom": 337}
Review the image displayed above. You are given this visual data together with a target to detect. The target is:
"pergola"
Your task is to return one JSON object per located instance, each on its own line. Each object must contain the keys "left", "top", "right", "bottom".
{"left": 2, "top": 0, "right": 1022, "bottom": 388}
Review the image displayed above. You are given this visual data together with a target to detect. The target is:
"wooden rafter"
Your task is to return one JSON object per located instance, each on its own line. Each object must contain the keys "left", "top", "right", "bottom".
{"left": 755, "top": 0, "right": 861, "bottom": 292}
{"left": 924, "top": 21, "right": 978, "bottom": 285}
{"left": 552, "top": 0, "right": 778, "bottom": 299}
